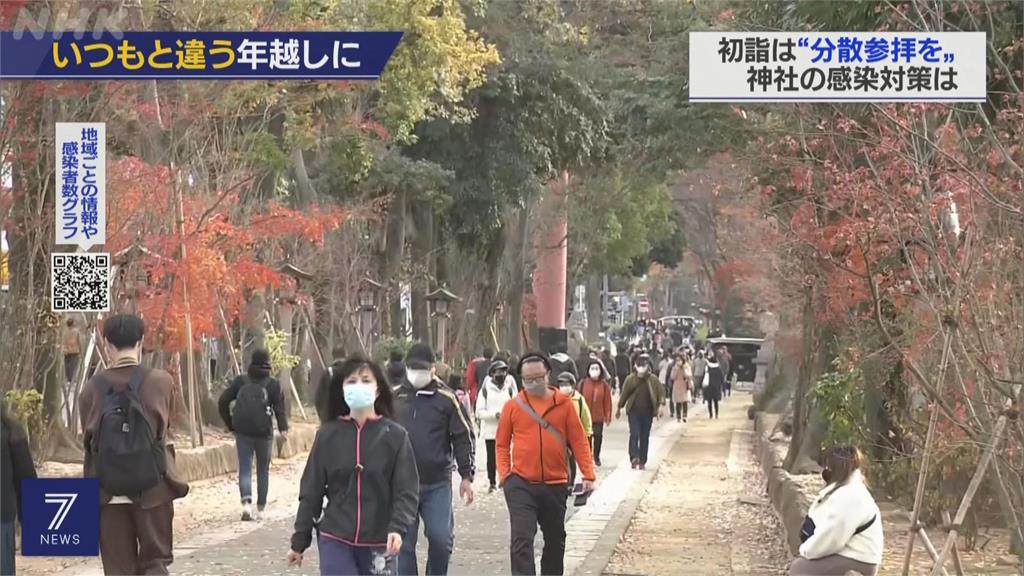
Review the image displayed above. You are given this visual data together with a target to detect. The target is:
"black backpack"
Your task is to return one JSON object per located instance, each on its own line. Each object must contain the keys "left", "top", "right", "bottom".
{"left": 92, "top": 367, "right": 166, "bottom": 496}
{"left": 232, "top": 376, "right": 273, "bottom": 437}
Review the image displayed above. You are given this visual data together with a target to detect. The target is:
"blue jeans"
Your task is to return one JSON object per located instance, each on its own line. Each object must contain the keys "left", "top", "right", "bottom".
{"left": 628, "top": 412, "right": 654, "bottom": 465}
{"left": 398, "top": 479, "right": 454, "bottom": 575}
{"left": 1, "top": 521, "right": 14, "bottom": 576}
{"left": 318, "top": 535, "right": 396, "bottom": 575}
{"left": 235, "top": 434, "right": 273, "bottom": 507}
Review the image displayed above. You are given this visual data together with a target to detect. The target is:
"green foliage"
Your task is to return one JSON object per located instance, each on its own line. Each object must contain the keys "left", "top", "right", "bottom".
{"left": 264, "top": 328, "right": 300, "bottom": 374}
{"left": 374, "top": 337, "right": 417, "bottom": 365}
{"left": 4, "top": 388, "right": 44, "bottom": 445}
{"left": 809, "top": 356, "right": 865, "bottom": 447}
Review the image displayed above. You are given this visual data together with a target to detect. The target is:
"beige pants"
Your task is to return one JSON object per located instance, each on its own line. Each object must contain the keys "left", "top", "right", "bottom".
{"left": 789, "top": 554, "right": 878, "bottom": 576}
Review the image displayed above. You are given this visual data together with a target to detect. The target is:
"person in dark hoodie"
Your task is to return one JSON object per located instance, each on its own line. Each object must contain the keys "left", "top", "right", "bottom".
{"left": 393, "top": 343, "right": 476, "bottom": 576}
{"left": 386, "top": 349, "right": 407, "bottom": 386}
{"left": 702, "top": 350, "right": 725, "bottom": 419}
{"left": 315, "top": 346, "right": 347, "bottom": 422}
{"left": 218, "top": 349, "right": 289, "bottom": 521}
{"left": 1, "top": 399, "right": 37, "bottom": 576}
{"left": 287, "top": 355, "right": 419, "bottom": 574}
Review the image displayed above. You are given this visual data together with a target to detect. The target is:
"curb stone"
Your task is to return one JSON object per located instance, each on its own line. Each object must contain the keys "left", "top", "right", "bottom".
{"left": 755, "top": 411, "right": 813, "bottom": 555}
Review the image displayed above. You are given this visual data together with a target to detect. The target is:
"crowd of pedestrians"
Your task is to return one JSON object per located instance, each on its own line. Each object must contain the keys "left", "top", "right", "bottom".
{"left": 0, "top": 312, "right": 887, "bottom": 576}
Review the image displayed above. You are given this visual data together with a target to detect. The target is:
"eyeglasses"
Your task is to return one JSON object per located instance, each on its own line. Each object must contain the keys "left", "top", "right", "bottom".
{"left": 523, "top": 377, "right": 547, "bottom": 387}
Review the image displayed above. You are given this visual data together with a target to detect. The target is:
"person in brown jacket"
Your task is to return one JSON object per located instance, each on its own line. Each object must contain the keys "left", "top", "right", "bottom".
{"left": 78, "top": 314, "right": 189, "bottom": 575}
{"left": 577, "top": 358, "right": 613, "bottom": 467}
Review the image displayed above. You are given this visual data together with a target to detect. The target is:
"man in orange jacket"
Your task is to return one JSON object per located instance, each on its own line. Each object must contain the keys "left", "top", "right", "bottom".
{"left": 496, "top": 352, "right": 596, "bottom": 576}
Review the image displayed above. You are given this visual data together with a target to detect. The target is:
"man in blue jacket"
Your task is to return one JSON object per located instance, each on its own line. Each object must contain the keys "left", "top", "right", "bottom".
{"left": 394, "top": 343, "right": 476, "bottom": 575}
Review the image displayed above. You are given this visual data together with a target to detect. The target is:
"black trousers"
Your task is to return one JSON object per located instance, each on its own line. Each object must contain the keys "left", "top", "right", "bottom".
{"left": 592, "top": 422, "right": 604, "bottom": 464}
{"left": 504, "top": 475, "right": 567, "bottom": 575}
{"left": 675, "top": 401, "right": 688, "bottom": 419}
{"left": 707, "top": 398, "right": 720, "bottom": 419}
{"left": 486, "top": 439, "right": 497, "bottom": 486}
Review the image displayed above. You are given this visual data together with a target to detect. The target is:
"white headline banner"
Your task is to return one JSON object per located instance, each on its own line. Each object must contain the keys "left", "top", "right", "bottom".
{"left": 689, "top": 32, "right": 986, "bottom": 103}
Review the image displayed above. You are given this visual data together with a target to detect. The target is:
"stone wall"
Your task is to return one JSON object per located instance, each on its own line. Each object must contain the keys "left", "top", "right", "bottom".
{"left": 755, "top": 412, "right": 814, "bottom": 555}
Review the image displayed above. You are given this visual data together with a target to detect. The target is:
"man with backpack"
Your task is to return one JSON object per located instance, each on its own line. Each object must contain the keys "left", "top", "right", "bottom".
{"left": 218, "top": 348, "right": 289, "bottom": 521}
{"left": 78, "top": 314, "right": 189, "bottom": 575}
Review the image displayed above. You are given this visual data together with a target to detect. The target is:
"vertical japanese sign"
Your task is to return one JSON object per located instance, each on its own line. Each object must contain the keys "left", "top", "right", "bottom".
{"left": 55, "top": 122, "right": 105, "bottom": 248}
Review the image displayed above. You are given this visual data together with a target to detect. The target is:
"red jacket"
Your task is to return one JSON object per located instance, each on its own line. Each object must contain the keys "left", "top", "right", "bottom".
{"left": 578, "top": 377, "right": 614, "bottom": 424}
{"left": 464, "top": 358, "right": 482, "bottom": 408}
{"left": 496, "top": 390, "right": 595, "bottom": 485}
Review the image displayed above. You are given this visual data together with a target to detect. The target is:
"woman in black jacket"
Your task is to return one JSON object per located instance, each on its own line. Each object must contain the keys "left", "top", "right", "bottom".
{"left": 287, "top": 356, "right": 419, "bottom": 575}
{"left": 1, "top": 400, "right": 37, "bottom": 576}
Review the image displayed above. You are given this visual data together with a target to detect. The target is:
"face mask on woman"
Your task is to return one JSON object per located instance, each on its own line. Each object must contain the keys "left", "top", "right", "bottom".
{"left": 344, "top": 383, "right": 376, "bottom": 410}
{"left": 559, "top": 384, "right": 574, "bottom": 395}
{"left": 407, "top": 369, "right": 432, "bottom": 389}
{"left": 636, "top": 365, "right": 648, "bottom": 375}
{"left": 588, "top": 366, "right": 602, "bottom": 379}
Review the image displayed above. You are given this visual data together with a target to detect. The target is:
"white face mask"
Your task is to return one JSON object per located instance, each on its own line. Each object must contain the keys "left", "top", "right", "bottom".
{"left": 588, "top": 367, "right": 602, "bottom": 379}
{"left": 636, "top": 366, "right": 648, "bottom": 375}
{"left": 559, "top": 385, "right": 574, "bottom": 395}
{"left": 407, "top": 369, "right": 432, "bottom": 389}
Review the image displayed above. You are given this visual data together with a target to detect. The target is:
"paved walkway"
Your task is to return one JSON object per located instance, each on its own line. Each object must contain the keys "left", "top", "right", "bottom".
{"left": 604, "top": 393, "right": 791, "bottom": 576}
{"left": 45, "top": 398, "right": 686, "bottom": 576}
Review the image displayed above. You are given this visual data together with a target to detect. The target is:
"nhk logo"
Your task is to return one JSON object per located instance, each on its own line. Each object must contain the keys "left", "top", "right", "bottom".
{"left": 21, "top": 478, "right": 99, "bottom": 556}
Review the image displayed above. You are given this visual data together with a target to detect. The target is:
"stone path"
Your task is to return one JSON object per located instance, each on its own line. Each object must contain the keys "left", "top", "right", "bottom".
{"left": 604, "top": 393, "right": 792, "bottom": 576}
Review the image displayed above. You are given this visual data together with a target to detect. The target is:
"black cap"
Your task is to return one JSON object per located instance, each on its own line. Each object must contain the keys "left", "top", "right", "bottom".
{"left": 251, "top": 349, "right": 271, "bottom": 369}
{"left": 556, "top": 371, "right": 577, "bottom": 386}
{"left": 489, "top": 360, "right": 509, "bottom": 375}
{"left": 405, "top": 343, "right": 435, "bottom": 369}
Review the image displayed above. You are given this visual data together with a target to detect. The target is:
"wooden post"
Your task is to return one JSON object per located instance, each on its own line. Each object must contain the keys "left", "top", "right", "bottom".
{"left": 929, "top": 408, "right": 1011, "bottom": 576}
{"left": 941, "top": 512, "right": 965, "bottom": 576}
{"left": 302, "top": 303, "right": 327, "bottom": 370}
{"left": 902, "top": 330, "right": 953, "bottom": 576}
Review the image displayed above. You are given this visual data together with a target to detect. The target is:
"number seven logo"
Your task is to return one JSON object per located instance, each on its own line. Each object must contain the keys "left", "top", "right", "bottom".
{"left": 44, "top": 493, "right": 78, "bottom": 531}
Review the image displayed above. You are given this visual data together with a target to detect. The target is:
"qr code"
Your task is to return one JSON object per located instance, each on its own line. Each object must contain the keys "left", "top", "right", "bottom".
{"left": 51, "top": 253, "right": 110, "bottom": 313}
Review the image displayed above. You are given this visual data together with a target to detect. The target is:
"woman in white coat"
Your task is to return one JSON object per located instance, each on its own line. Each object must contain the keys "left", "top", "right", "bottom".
{"left": 474, "top": 360, "right": 517, "bottom": 492}
{"left": 790, "top": 445, "right": 883, "bottom": 576}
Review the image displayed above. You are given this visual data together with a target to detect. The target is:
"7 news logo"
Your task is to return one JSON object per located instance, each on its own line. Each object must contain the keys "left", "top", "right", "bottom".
{"left": 21, "top": 478, "right": 99, "bottom": 556}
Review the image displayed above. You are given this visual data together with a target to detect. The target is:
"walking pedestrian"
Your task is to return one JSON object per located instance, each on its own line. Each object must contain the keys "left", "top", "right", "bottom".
{"left": 578, "top": 359, "right": 613, "bottom": 467}
{"left": 717, "top": 345, "right": 732, "bottom": 398}
{"left": 464, "top": 347, "right": 494, "bottom": 411}
{"left": 670, "top": 351, "right": 692, "bottom": 423}
{"left": 613, "top": 346, "right": 631, "bottom": 394}
{"left": 702, "top": 352, "right": 725, "bottom": 419}
{"left": 555, "top": 372, "right": 592, "bottom": 493}
{"left": 475, "top": 360, "right": 517, "bottom": 493}
{"left": 692, "top": 350, "right": 707, "bottom": 403}
{"left": 316, "top": 346, "right": 347, "bottom": 422}
{"left": 386, "top": 349, "right": 407, "bottom": 387}
{"left": 78, "top": 314, "right": 189, "bottom": 575}
{"left": 616, "top": 354, "right": 664, "bottom": 470}
{"left": 496, "top": 353, "right": 595, "bottom": 576}
{"left": 218, "top": 349, "right": 289, "bottom": 521}
{"left": 658, "top": 354, "right": 675, "bottom": 418}
{"left": 1, "top": 400, "right": 37, "bottom": 576}
{"left": 63, "top": 317, "right": 81, "bottom": 387}
{"left": 789, "top": 445, "right": 882, "bottom": 576}
{"left": 287, "top": 356, "right": 420, "bottom": 575}
{"left": 393, "top": 344, "right": 476, "bottom": 576}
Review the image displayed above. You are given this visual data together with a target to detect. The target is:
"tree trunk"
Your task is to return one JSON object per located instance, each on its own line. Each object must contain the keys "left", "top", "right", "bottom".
{"left": 504, "top": 207, "right": 530, "bottom": 353}
{"left": 292, "top": 149, "right": 318, "bottom": 207}
{"left": 471, "top": 230, "right": 505, "bottom": 351}
{"left": 785, "top": 283, "right": 815, "bottom": 471}
{"left": 242, "top": 291, "right": 267, "bottom": 366}
{"left": 411, "top": 198, "right": 433, "bottom": 342}
{"left": 381, "top": 190, "right": 407, "bottom": 338}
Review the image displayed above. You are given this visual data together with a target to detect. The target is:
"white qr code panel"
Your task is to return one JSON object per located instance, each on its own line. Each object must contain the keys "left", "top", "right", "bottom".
{"left": 51, "top": 253, "right": 110, "bottom": 312}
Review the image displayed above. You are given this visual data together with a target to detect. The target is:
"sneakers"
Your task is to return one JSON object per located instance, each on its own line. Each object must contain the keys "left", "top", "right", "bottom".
{"left": 595, "top": 458, "right": 602, "bottom": 467}
{"left": 631, "top": 458, "right": 640, "bottom": 469}
{"left": 240, "top": 501, "right": 253, "bottom": 522}
{"left": 488, "top": 484, "right": 497, "bottom": 493}
{"left": 638, "top": 462, "right": 647, "bottom": 471}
